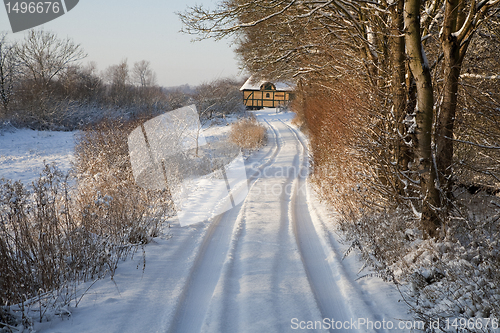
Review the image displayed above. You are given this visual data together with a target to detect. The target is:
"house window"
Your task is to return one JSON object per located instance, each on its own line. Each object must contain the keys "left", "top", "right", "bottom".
{"left": 266, "top": 93, "right": 270, "bottom": 98}
{"left": 261, "top": 82, "right": 276, "bottom": 91}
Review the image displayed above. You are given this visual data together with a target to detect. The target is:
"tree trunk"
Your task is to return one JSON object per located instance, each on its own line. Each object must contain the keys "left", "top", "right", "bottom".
{"left": 436, "top": 0, "right": 469, "bottom": 204}
{"left": 435, "top": 60, "right": 461, "bottom": 202}
{"left": 391, "top": 0, "right": 409, "bottom": 197}
{"left": 404, "top": 0, "right": 441, "bottom": 238}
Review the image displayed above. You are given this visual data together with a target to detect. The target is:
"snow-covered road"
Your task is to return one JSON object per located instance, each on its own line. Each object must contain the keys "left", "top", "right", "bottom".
{"left": 40, "top": 110, "right": 407, "bottom": 333}
{"left": 168, "top": 114, "right": 354, "bottom": 332}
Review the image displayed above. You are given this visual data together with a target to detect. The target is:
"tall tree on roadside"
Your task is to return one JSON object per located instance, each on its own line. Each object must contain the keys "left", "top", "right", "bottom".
{"left": 404, "top": 0, "right": 441, "bottom": 237}
{"left": 436, "top": 0, "right": 500, "bottom": 204}
{"left": 132, "top": 60, "right": 157, "bottom": 88}
{"left": 403, "top": 0, "right": 500, "bottom": 236}
{"left": 103, "top": 59, "right": 131, "bottom": 106}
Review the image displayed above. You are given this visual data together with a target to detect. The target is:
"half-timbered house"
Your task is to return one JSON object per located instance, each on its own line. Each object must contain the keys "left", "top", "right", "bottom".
{"left": 240, "top": 76, "right": 295, "bottom": 110}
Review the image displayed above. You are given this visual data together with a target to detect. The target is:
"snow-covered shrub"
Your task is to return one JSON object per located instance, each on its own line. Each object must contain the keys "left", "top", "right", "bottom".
{"left": 0, "top": 165, "right": 129, "bottom": 329}
{"left": 0, "top": 116, "right": 176, "bottom": 329}
{"left": 0, "top": 167, "right": 82, "bottom": 306}
{"left": 74, "top": 118, "right": 174, "bottom": 247}
{"left": 395, "top": 192, "right": 500, "bottom": 332}
{"left": 229, "top": 116, "right": 267, "bottom": 149}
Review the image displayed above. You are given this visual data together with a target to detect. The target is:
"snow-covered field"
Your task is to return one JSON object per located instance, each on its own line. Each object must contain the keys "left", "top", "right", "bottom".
{"left": 2, "top": 110, "right": 412, "bottom": 332}
{"left": 0, "top": 128, "right": 76, "bottom": 184}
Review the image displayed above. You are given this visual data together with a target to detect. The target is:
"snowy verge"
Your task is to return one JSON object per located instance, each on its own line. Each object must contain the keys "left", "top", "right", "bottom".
{"left": 0, "top": 128, "right": 76, "bottom": 184}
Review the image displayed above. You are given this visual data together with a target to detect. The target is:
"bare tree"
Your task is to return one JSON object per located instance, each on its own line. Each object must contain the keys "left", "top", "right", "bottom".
{"left": 103, "top": 59, "right": 131, "bottom": 106}
{"left": 436, "top": 0, "right": 500, "bottom": 201}
{"left": 0, "top": 33, "right": 18, "bottom": 115}
{"left": 58, "top": 62, "right": 104, "bottom": 104}
{"left": 132, "top": 60, "right": 157, "bottom": 88}
{"left": 404, "top": 0, "right": 441, "bottom": 236}
{"left": 15, "top": 29, "right": 86, "bottom": 89}
{"left": 103, "top": 59, "right": 129, "bottom": 87}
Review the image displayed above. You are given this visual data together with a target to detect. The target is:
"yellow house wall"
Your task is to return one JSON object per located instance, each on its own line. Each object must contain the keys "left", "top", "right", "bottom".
{"left": 243, "top": 90, "right": 292, "bottom": 108}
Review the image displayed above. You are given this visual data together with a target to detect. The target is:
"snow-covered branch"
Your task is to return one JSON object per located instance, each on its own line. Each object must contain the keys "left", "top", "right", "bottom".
{"left": 461, "top": 73, "right": 500, "bottom": 79}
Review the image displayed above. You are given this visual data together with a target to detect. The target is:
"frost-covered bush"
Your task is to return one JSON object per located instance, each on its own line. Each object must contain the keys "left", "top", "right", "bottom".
{"left": 74, "top": 118, "right": 174, "bottom": 244}
{"left": 0, "top": 167, "right": 80, "bottom": 307}
{"left": 0, "top": 165, "right": 134, "bottom": 329}
{"left": 394, "top": 193, "right": 500, "bottom": 332}
{"left": 229, "top": 116, "right": 267, "bottom": 149}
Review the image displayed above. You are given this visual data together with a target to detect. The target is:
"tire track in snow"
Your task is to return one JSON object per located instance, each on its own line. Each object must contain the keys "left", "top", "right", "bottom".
{"left": 234, "top": 118, "right": 326, "bottom": 332}
{"left": 269, "top": 120, "right": 304, "bottom": 330}
{"left": 168, "top": 113, "right": 369, "bottom": 333}
{"left": 306, "top": 197, "right": 388, "bottom": 333}
{"left": 99, "top": 226, "right": 207, "bottom": 333}
{"left": 282, "top": 120, "right": 361, "bottom": 333}
{"left": 245, "top": 119, "right": 304, "bottom": 331}
{"left": 114, "top": 120, "right": 284, "bottom": 333}
{"left": 282, "top": 120, "right": 385, "bottom": 333}
{"left": 203, "top": 117, "right": 325, "bottom": 332}
{"left": 166, "top": 115, "right": 283, "bottom": 333}
{"left": 200, "top": 118, "right": 284, "bottom": 332}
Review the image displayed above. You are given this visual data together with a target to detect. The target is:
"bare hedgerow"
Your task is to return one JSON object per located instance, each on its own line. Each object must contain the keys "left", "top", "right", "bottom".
{"left": 0, "top": 165, "right": 125, "bottom": 328}
{"left": 229, "top": 115, "right": 267, "bottom": 149}
{"left": 298, "top": 80, "right": 417, "bottom": 277}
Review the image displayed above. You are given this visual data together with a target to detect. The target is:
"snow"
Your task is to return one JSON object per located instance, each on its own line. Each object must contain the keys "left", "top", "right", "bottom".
{"left": 240, "top": 76, "right": 295, "bottom": 91}
{"left": 4, "top": 109, "right": 411, "bottom": 332}
{"left": 0, "top": 128, "right": 76, "bottom": 184}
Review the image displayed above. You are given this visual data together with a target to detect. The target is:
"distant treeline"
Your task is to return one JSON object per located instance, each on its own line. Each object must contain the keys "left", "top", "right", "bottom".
{"left": 0, "top": 30, "right": 246, "bottom": 130}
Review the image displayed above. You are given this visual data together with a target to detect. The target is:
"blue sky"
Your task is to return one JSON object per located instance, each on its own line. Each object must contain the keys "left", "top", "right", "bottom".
{"left": 0, "top": 0, "right": 243, "bottom": 87}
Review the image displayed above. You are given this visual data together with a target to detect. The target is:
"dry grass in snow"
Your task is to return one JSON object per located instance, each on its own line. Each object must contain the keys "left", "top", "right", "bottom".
{"left": 229, "top": 116, "right": 266, "bottom": 149}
